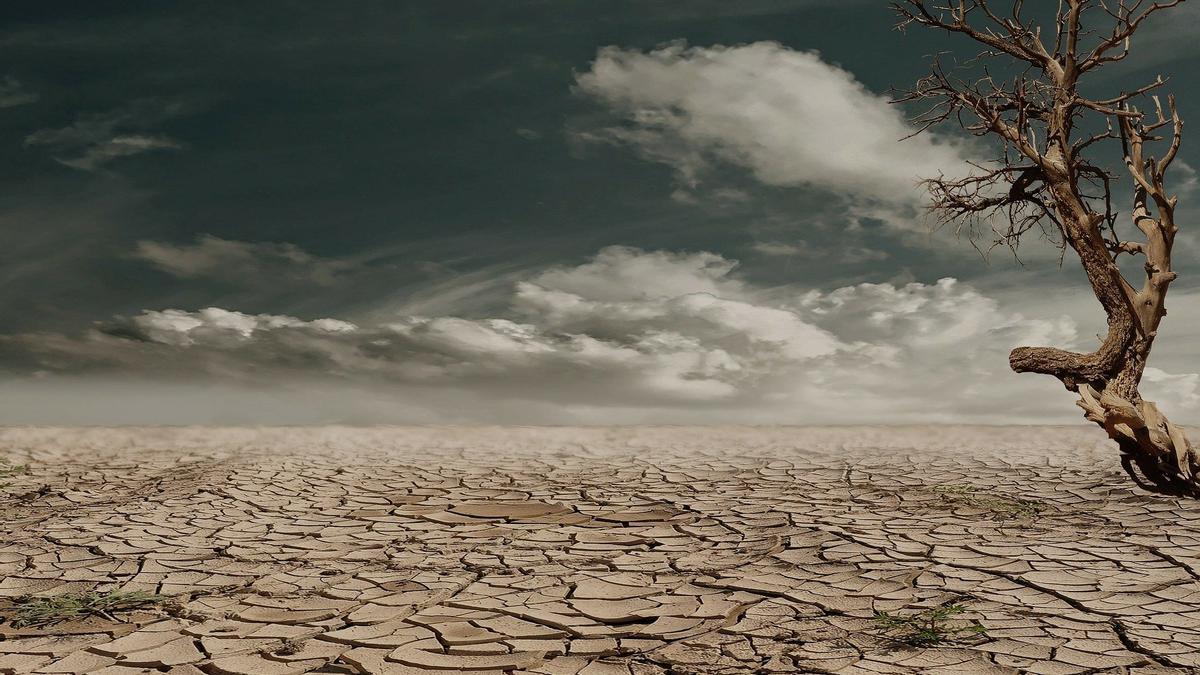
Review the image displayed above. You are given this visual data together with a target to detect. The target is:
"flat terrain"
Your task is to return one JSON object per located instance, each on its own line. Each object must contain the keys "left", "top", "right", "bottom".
{"left": 1, "top": 426, "right": 1199, "bottom": 675}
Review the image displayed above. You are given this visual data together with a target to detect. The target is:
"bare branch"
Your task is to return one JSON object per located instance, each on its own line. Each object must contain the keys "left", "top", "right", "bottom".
{"left": 891, "top": 1, "right": 1051, "bottom": 65}
{"left": 1082, "top": 1, "right": 1187, "bottom": 71}
{"left": 894, "top": 0, "right": 1197, "bottom": 490}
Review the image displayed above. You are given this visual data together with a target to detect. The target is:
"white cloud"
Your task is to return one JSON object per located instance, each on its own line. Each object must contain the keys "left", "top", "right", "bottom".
{"left": 574, "top": 41, "right": 971, "bottom": 204}
{"left": 1176, "top": 161, "right": 1198, "bottom": 196}
{"left": 1144, "top": 367, "right": 1200, "bottom": 411}
{"left": 9, "top": 245, "right": 1197, "bottom": 424}
{"left": 1126, "top": 3, "right": 1200, "bottom": 65}
{"left": 751, "top": 239, "right": 888, "bottom": 263}
{"left": 0, "top": 76, "right": 38, "bottom": 108}
{"left": 752, "top": 241, "right": 804, "bottom": 256}
{"left": 132, "top": 235, "right": 353, "bottom": 285}
{"left": 523, "top": 246, "right": 743, "bottom": 302}
{"left": 125, "top": 307, "right": 356, "bottom": 347}
{"left": 24, "top": 98, "right": 190, "bottom": 171}
{"left": 56, "top": 134, "right": 181, "bottom": 171}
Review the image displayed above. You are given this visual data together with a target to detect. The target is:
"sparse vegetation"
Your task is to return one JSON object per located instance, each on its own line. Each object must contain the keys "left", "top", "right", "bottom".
{"left": 0, "top": 459, "right": 27, "bottom": 491}
{"left": 872, "top": 603, "right": 987, "bottom": 647}
{"left": 10, "top": 590, "right": 166, "bottom": 628}
{"left": 274, "top": 638, "right": 307, "bottom": 656}
{"left": 933, "top": 485, "right": 1045, "bottom": 520}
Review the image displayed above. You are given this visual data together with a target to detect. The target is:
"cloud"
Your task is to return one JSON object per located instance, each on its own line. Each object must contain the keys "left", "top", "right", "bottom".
{"left": 643, "top": 0, "right": 874, "bottom": 21}
{"left": 574, "top": 42, "right": 971, "bottom": 204}
{"left": 132, "top": 235, "right": 354, "bottom": 286}
{"left": 751, "top": 240, "right": 888, "bottom": 263}
{"left": 8, "top": 245, "right": 1196, "bottom": 425}
{"left": 24, "top": 98, "right": 190, "bottom": 171}
{"left": 55, "top": 135, "right": 182, "bottom": 171}
{"left": 1124, "top": 3, "right": 1200, "bottom": 64}
{"left": 1177, "top": 161, "right": 1198, "bottom": 196}
{"left": 1144, "top": 367, "right": 1200, "bottom": 411}
{"left": 522, "top": 246, "right": 744, "bottom": 302}
{"left": 5, "top": 248, "right": 832, "bottom": 405}
{"left": 0, "top": 76, "right": 38, "bottom": 108}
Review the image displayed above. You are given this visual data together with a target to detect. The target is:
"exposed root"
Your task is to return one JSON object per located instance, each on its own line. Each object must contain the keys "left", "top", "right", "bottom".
{"left": 1075, "top": 384, "right": 1200, "bottom": 496}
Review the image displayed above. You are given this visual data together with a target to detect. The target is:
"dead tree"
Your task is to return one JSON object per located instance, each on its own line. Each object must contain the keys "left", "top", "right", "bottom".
{"left": 893, "top": 0, "right": 1196, "bottom": 494}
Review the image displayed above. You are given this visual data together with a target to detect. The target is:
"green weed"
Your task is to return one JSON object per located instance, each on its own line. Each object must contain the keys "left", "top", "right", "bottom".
{"left": 933, "top": 485, "right": 1045, "bottom": 520}
{"left": 10, "top": 590, "right": 166, "bottom": 628}
{"left": 872, "top": 603, "right": 988, "bottom": 647}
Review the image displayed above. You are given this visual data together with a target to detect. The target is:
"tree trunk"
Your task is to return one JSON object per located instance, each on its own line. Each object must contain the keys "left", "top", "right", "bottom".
{"left": 1072, "top": 343, "right": 1199, "bottom": 495}
{"left": 892, "top": 0, "right": 1194, "bottom": 495}
{"left": 1016, "top": 328, "right": 1198, "bottom": 493}
{"left": 1008, "top": 182, "right": 1200, "bottom": 495}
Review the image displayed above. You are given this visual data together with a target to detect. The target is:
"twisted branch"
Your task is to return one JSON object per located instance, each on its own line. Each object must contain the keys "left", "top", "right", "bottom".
{"left": 893, "top": 0, "right": 1194, "bottom": 493}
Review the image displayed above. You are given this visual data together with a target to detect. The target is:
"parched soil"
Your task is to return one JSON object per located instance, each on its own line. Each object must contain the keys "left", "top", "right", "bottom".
{"left": 0, "top": 425, "right": 1198, "bottom": 674}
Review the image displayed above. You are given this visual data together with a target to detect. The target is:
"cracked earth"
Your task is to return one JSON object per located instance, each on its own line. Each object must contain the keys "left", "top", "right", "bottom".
{"left": 1, "top": 426, "right": 1199, "bottom": 674}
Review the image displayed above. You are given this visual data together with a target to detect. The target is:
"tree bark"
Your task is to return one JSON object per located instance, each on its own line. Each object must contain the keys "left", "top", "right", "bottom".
{"left": 1008, "top": 188, "right": 1198, "bottom": 493}
{"left": 892, "top": 0, "right": 1196, "bottom": 494}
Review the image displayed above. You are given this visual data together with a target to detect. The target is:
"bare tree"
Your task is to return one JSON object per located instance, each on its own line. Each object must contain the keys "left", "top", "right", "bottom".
{"left": 892, "top": 0, "right": 1196, "bottom": 493}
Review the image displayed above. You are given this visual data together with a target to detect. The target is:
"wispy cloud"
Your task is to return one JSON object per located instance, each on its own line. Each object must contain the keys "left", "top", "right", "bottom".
{"left": 0, "top": 76, "right": 38, "bottom": 108}
{"left": 1176, "top": 161, "right": 1198, "bottom": 196}
{"left": 55, "top": 134, "right": 182, "bottom": 171}
{"left": 1126, "top": 3, "right": 1200, "bottom": 64}
{"left": 24, "top": 98, "right": 191, "bottom": 171}
{"left": 751, "top": 240, "right": 888, "bottom": 263}
{"left": 132, "top": 235, "right": 354, "bottom": 286}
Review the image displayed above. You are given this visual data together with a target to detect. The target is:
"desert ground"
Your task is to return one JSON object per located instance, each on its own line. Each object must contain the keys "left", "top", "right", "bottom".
{"left": 0, "top": 426, "right": 1198, "bottom": 675}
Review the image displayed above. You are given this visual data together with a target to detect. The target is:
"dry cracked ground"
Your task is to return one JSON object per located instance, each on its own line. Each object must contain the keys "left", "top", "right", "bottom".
{"left": 1, "top": 425, "right": 1199, "bottom": 675}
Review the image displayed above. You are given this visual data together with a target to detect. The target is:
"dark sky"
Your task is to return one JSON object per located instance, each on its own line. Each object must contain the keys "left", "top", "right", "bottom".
{"left": 1, "top": 1, "right": 1198, "bottom": 424}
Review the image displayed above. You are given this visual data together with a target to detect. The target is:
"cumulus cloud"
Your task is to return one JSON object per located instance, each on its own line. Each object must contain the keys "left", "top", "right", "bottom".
{"left": 8, "top": 245, "right": 1196, "bottom": 424}
{"left": 574, "top": 42, "right": 971, "bottom": 204}
{"left": 133, "top": 235, "right": 353, "bottom": 286}
{"left": 1143, "top": 364, "right": 1200, "bottom": 414}
{"left": 24, "top": 98, "right": 190, "bottom": 171}
{"left": 0, "top": 76, "right": 38, "bottom": 108}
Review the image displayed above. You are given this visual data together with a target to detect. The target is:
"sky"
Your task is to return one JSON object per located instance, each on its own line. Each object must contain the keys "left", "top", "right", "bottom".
{"left": 1, "top": 0, "right": 1199, "bottom": 425}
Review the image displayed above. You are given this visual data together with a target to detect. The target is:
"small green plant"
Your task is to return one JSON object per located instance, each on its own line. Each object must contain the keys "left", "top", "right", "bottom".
{"left": 933, "top": 485, "right": 1045, "bottom": 520}
{"left": 0, "top": 459, "right": 27, "bottom": 490}
{"left": 872, "top": 604, "right": 987, "bottom": 647}
{"left": 274, "top": 638, "right": 307, "bottom": 656}
{"left": 10, "top": 590, "right": 166, "bottom": 628}
{"left": 933, "top": 485, "right": 973, "bottom": 496}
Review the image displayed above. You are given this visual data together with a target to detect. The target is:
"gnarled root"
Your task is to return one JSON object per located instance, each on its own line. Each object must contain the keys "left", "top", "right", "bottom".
{"left": 1076, "top": 384, "right": 1200, "bottom": 496}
